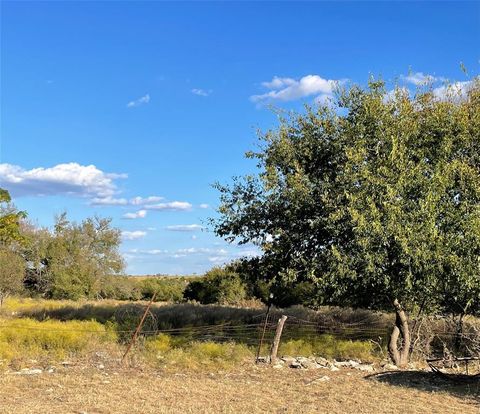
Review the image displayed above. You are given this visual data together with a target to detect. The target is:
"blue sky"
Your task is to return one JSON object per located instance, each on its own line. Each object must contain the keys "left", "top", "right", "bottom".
{"left": 1, "top": 1, "right": 479, "bottom": 274}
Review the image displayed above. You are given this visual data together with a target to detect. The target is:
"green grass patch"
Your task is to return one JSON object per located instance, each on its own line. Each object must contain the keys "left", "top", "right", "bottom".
{"left": 0, "top": 317, "right": 117, "bottom": 363}
{"left": 280, "top": 334, "right": 376, "bottom": 361}
{"left": 142, "top": 335, "right": 253, "bottom": 369}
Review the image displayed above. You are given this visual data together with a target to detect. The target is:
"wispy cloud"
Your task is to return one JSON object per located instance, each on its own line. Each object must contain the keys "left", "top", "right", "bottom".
{"left": 251, "top": 75, "right": 345, "bottom": 103}
{"left": 144, "top": 201, "right": 192, "bottom": 211}
{"left": 0, "top": 163, "right": 126, "bottom": 199}
{"left": 91, "top": 196, "right": 129, "bottom": 206}
{"left": 400, "top": 72, "right": 443, "bottom": 86}
{"left": 130, "top": 196, "right": 163, "bottom": 205}
{"left": 166, "top": 224, "right": 203, "bottom": 232}
{"left": 191, "top": 88, "right": 212, "bottom": 97}
{"left": 122, "top": 210, "right": 147, "bottom": 219}
{"left": 91, "top": 195, "right": 163, "bottom": 206}
{"left": 127, "top": 94, "right": 150, "bottom": 108}
{"left": 121, "top": 230, "right": 147, "bottom": 240}
{"left": 199, "top": 203, "right": 210, "bottom": 209}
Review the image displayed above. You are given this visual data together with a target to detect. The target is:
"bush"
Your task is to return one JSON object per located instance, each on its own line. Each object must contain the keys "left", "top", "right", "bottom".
{"left": 99, "top": 275, "right": 142, "bottom": 301}
{"left": 183, "top": 267, "right": 247, "bottom": 305}
{"left": 0, "top": 249, "right": 25, "bottom": 306}
{"left": 140, "top": 277, "right": 187, "bottom": 302}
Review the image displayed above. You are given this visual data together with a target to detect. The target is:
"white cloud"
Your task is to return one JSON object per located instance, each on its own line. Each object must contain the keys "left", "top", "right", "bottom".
{"left": 166, "top": 224, "right": 203, "bottom": 232}
{"left": 144, "top": 201, "right": 192, "bottom": 211}
{"left": 383, "top": 86, "right": 410, "bottom": 103}
{"left": 199, "top": 203, "right": 210, "bottom": 209}
{"left": 191, "top": 88, "right": 212, "bottom": 97}
{"left": 146, "top": 249, "right": 168, "bottom": 255}
{"left": 251, "top": 74, "right": 345, "bottom": 103}
{"left": 208, "top": 256, "right": 226, "bottom": 263}
{"left": 130, "top": 196, "right": 163, "bottom": 205}
{"left": 91, "top": 195, "right": 164, "bottom": 207}
{"left": 401, "top": 72, "right": 442, "bottom": 86}
{"left": 0, "top": 163, "right": 126, "bottom": 198}
{"left": 122, "top": 210, "right": 147, "bottom": 219}
{"left": 261, "top": 76, "right": 297, "bottom": 89}
{"left": 121, "top": 230, "right": 147, "bottom": 240}
{"left": 433, "top": 81, "right": 473, "bottom": 101}
{"left": 91, "top": 196, "right": 129, "bottom": 206}
{"left": 127, "top": 94, "right": 150, "bottom": 108}
{"left": 176, "top": 247, "right": 227, "bottom": 255}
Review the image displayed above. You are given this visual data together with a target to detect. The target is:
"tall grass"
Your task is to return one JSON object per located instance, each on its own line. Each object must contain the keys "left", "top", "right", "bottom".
{"left": 0, "top": 317, "right": 116, "bottom": 364}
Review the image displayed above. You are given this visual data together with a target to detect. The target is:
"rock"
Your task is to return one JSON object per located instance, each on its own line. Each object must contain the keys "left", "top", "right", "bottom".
{"left": 97, "top": 364, "right": 105, "bottom": 370}
{"left": 289, "top": 361, "right": 302, "bottom": 369}
{"left": 355, "top": 364, "right": 375, "bottom": 372}
{"left": 330, "top": 365, "right": 340, "bottom": 372}
{"left": 281, "top": 356, "right": 296, "bottom": 365}
{"left": 382, "top": 363, "right": 398, "bottom": 371}
{"left": 273, "top": 364, "right": 284, "bottom": 369}
{"left": 297, "top": 357, "right": 322, "bottom": 369}
{"left": 61, "top": 361, "right": 72, "bottom": 367}
{"left": 315, "top": 357, "right": 330, "bottom": 367}
{"left": 15, "top": 368, "right": 42, "bottom": 375}
{"left": 334, "top": 360, "right": 360, "bottom": 368}
{"left": 333, "top": 361, "right": 351, "bottom": 368}
{"left": 308, "top": 375, "right": 330, "bottom": 384}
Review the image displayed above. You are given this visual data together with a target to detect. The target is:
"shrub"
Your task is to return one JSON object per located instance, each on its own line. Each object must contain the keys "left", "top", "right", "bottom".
{"left": 140, "top": 277, "right": 187, "bottom": 302}
{"left": 0, "top": 249, "right": 25, "bottom": 306}
{"left": 99, "top": 275, "right": 142, "bottom": 301}
{"left": 183, "top": 267, "right": 247, "bottom": 305}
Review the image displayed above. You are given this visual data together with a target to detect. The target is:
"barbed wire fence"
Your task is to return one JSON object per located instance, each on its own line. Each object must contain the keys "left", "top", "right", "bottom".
{"left": 1, "top": 306, "right": 479, "bottom": 370}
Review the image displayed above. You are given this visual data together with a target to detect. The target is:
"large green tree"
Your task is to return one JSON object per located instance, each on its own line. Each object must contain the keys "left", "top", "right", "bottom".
{"left": 25, "top": 213, "right": 125, "bottom": 300}
{"left": 0, "top": 188, "right": 27, "bottom": 247}
{"left": 0, "top": 188, "right": 28, "bottom": 305}
{"left": 213, "top": 78, "right": 480, "bottom": 366}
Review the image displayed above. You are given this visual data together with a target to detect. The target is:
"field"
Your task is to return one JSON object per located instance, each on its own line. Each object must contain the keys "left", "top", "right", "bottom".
{"left": 0, "top": 297, "right": 479, "bottom": 413}
{"left": 1, "top": 363, "right": 478, "bottom": 414}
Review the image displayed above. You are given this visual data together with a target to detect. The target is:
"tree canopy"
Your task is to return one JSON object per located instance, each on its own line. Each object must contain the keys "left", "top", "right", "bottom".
{"left": 213, "top": 78, "right": 480, "bottom": 317}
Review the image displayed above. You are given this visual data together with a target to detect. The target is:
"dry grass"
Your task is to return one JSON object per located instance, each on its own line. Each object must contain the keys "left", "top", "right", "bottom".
{"left": 0, "top": 364, "right": 478, "bottom": 414}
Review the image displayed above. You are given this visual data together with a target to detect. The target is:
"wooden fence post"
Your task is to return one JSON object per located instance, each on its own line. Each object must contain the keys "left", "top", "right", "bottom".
{"left": 270, "top": 315, "right": 287, "bottom": 364}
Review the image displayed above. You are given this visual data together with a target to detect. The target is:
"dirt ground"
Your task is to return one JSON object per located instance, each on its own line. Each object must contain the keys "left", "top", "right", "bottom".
{"left": 0, "top": 364, "right": 478, "bottom": 414}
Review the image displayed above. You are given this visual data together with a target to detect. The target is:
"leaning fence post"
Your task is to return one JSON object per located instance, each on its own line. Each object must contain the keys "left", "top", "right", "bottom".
{"left": 255, "top": 304, "right": 272, "bottom": 363}
{"left": 270, "top": 315, "right": 287, "bottom": 364}
{"left": 122, "top": 292, "right": 157, "bottom": 364}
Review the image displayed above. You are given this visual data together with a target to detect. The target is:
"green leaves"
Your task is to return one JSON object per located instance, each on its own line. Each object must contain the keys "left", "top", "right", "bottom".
{"left": 213, "top": 77, "right": 480, "bottom": 314}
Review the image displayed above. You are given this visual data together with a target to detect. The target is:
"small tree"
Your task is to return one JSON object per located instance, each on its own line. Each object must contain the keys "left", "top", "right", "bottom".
{"left": 0, "top": 249, "right": 25, "bottom": 306}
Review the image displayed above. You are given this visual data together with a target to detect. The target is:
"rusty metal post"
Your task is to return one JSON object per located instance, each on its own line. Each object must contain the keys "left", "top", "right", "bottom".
{"left": 255, "top": 304, "right": 271, "bottom": 363}
{"left": 270, "top": 315, "right": 287, "bottom": 364}
{"left": 122, "top": 292, "right": 157, "bottom": 364}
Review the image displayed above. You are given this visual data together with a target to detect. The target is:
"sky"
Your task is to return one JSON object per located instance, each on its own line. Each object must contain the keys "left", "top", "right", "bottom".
{"left": 1, "top": 1, "right": 479, "bottom": 275}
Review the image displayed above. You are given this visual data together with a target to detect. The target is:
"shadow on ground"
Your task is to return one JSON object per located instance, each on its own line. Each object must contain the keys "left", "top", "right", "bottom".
{"left": 367, "top": 370, "right": 480, "bottom": 402}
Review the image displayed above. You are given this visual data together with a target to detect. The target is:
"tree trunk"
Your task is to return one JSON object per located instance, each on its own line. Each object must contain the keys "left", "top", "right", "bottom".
{"left": 388, "top": 299, "right": 411, "bottom": 368}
